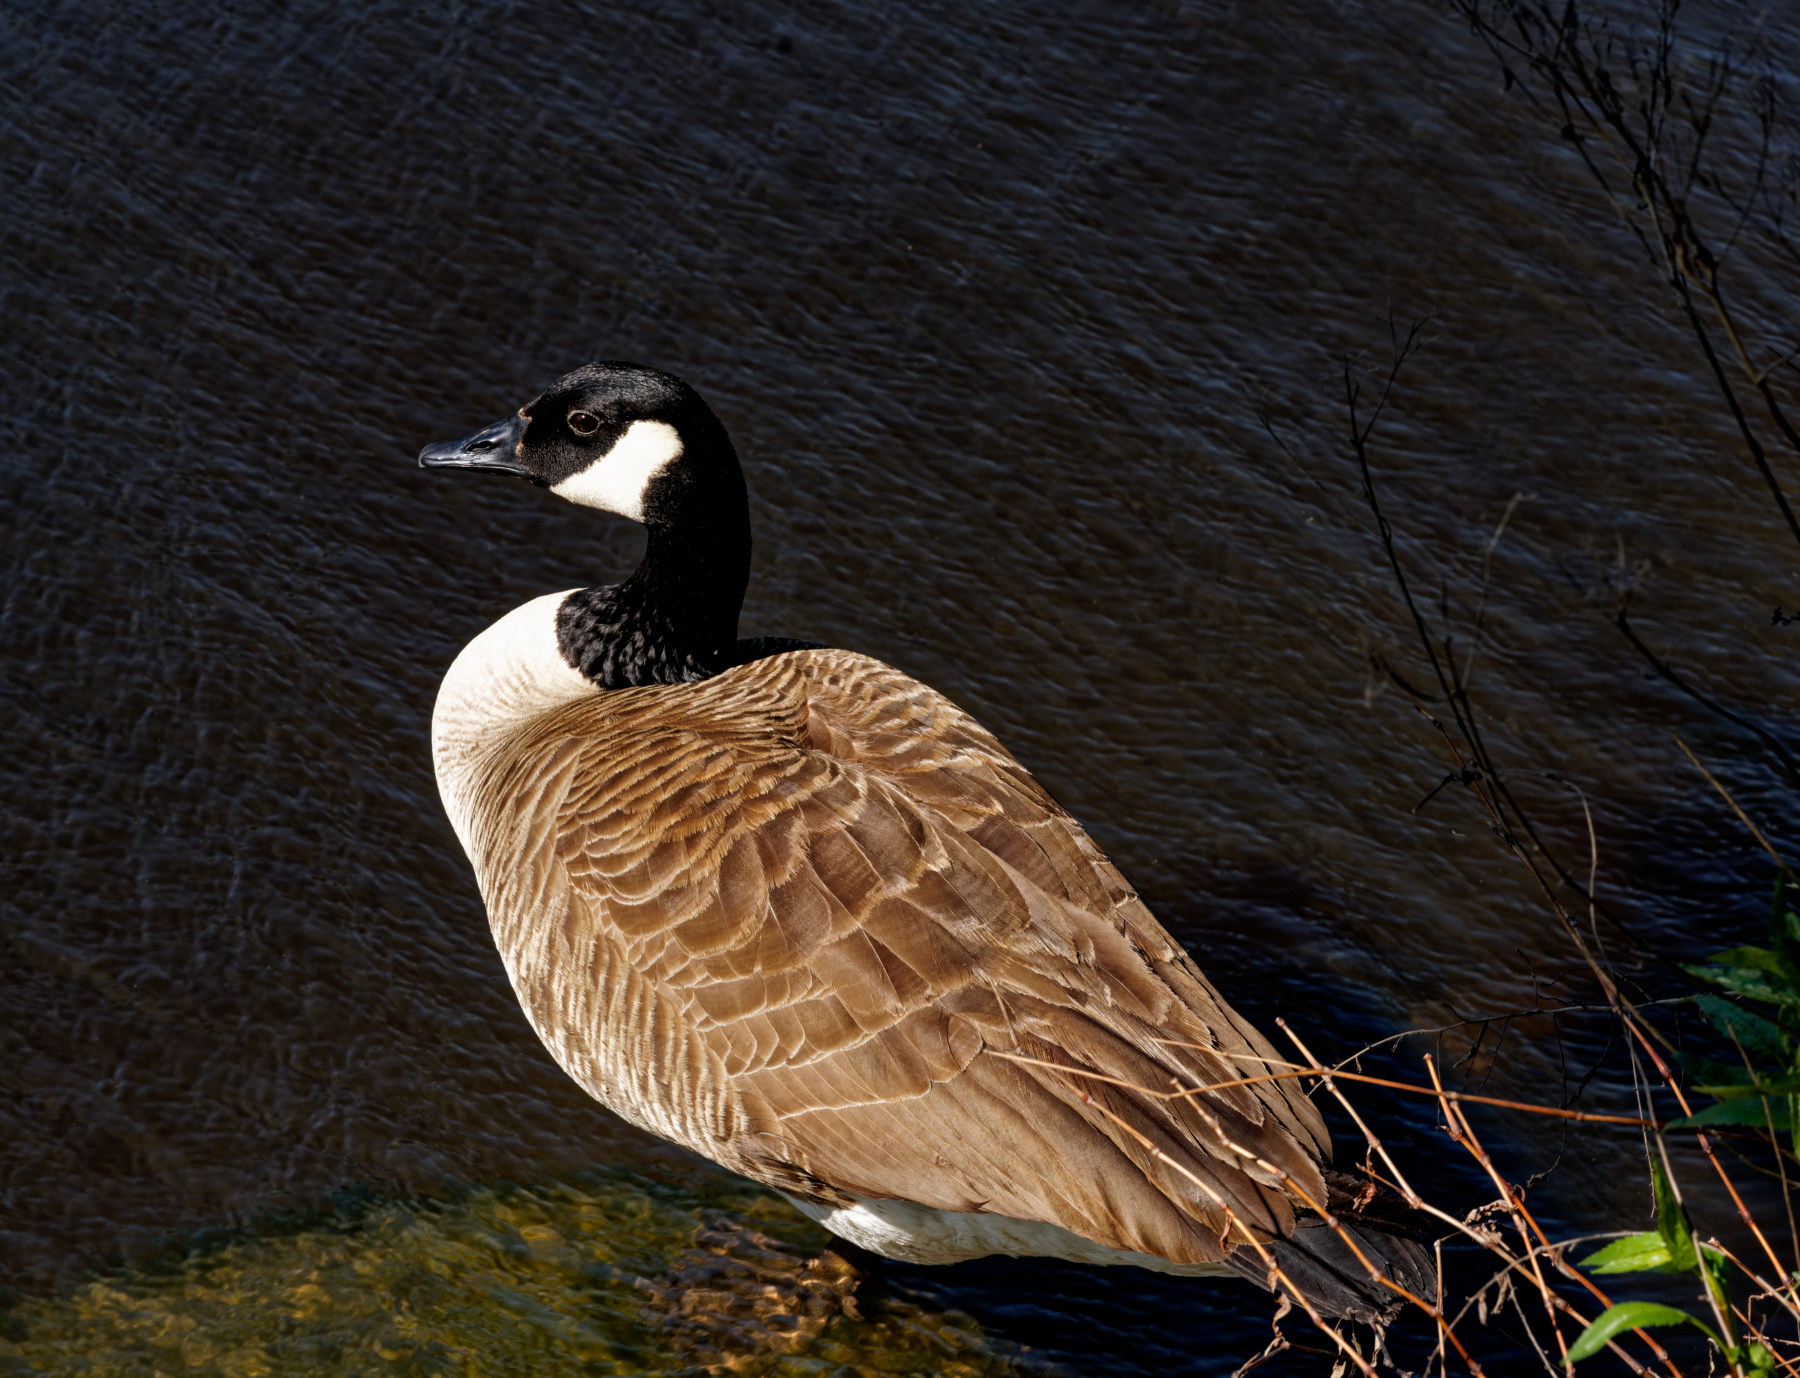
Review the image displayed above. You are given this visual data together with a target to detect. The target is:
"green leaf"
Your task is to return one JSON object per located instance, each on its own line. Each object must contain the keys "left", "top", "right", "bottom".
{"left": 1693, "top": 993, "right": 1789, "bottom": 1060}
{"left": 1674, "top": 1051, "right": 1781, "bottom": 1090}
{"left": 1682, "top": 964, "right": 1800, "bottom": 1009}
{"left": 1566, "top": 1302, "right": 1718, "bottom": 1363}
{"left": 1702, "top": 1244, "right": 1733, "bottom": 1315}
{"left": 1684, "top": 1063, "right": 1759, "bottom": 1089}
{"left": 1579, "top": 1232, "right": 1677, "bottom": 1274}
{"left": 1668, "top": 1099, "right": 1796, "bottom": 1131}
{"left": 1673, "top": 1053, "right": 1732, "bottom": 1084}
{"left": 1746, "top": 1341, "right": 1777, "bottom": 1373}
{"left": 1709, "top": 947, "right": 1782, "bottom": 973}
{"left": 1771, "top": 873, "right": 1800, "bottom": 987}
{"left": 1652, "top": 1152, "right": 1698, "bottom": 1273}
{"left": 1695, "top": 1075, "right": 1800, "bottom": 1098}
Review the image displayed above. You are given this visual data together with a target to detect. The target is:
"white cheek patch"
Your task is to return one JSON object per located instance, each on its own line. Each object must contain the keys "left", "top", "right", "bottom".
{"left": 550, "top": 419, "right": 683, "bottom": 521}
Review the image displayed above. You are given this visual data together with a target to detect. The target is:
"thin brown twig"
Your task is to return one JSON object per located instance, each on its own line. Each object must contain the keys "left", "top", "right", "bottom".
{"left": 1280, "top": 1022, "right": 1428, "bottom": 1209}
{"left": 1288, "top": 1025, "right": 1682, "bottom": 1376}
{"left": 1407, "top": 701, "right": 1800, "bottom": 1322}
{"left": 990, "top": 1049, "right": 1661, "bottom": 1127}
{"left": 1047, "top": 1075, "right": 1387, "bottom": 1377}
{"left": 1155, "top": 1001, "right": 1692, "bottom": 1079}
{"left": 1436, "top": 1237, "right": 1449, "bottom": 1378}
{"left": 1726, "top": 1296, "right": 1800, "bottom": 1378}
{"left": 1616, "top": 1010, "right": 1800, "bottom": 1318}
{"left": 1176, "top": 1092, "right": 1483, "bottom": 1371}
{"left": 1674, "top": 734, "right": 1794, "bottom": 878}
{"left": 1427, "top": 1054, "right": 1575, "bottom": 1375}
{"left": 1611, "top": 613, "right": 1800, "bottom": 787}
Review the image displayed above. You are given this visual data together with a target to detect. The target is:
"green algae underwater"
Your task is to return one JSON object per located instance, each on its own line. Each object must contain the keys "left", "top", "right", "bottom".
{"left": 0, "top": 1168, "right": 1011, "bottom": 1377}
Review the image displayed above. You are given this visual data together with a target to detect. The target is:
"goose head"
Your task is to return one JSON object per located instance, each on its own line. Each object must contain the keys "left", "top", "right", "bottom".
{"left": 418, "top": 361, "right": 745, "bottom": 531}
{"left": 419, "top": 362, "right": 756, "bottom": 688}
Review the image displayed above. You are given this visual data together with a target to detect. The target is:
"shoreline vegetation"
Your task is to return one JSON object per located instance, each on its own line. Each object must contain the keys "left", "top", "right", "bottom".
{"left": 1221, "top": 1, "right": 1800, "bottom": 1371}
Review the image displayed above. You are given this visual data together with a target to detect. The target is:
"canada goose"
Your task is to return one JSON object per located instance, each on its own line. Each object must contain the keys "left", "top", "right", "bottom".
{"left": 418, "top": 362, "right": 1431, "bottom": 1323}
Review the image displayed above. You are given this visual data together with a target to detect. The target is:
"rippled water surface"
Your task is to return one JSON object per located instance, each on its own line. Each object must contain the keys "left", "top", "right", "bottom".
{"left": 5, "top": 0, "right": 1800, "bottom": 1370}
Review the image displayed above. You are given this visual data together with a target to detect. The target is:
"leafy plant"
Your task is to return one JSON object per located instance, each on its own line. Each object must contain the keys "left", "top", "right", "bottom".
{"left": 1570, "top": 1151, "right": 1774, "bottom": 1371}
{"left": 1674, "top": 876, "right": 1800, "bottom": 1148}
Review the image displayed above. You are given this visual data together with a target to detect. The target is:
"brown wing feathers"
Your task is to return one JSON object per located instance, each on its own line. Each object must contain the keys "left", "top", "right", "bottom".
{"left": 470, "top": 648, "right": 1334, "bottom": 1266}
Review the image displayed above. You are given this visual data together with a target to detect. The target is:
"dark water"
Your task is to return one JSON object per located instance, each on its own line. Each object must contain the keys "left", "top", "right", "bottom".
{"left": 4, "top": 0, "right": 1800, "bottom": 1370}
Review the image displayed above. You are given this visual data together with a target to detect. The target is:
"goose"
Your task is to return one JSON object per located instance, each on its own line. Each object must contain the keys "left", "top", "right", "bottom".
{"left": 417, "top": 361, "right": 1431, "bottom": 1323}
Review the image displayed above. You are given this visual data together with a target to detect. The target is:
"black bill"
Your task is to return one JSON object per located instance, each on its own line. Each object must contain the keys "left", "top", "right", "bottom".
{"left": 417, "top": 413, "right": 532, "bottom": 477}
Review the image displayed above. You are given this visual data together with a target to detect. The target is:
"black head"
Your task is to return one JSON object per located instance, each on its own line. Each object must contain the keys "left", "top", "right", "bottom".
{"left": 418, "top": 361, "right": 741, "bottom": 530}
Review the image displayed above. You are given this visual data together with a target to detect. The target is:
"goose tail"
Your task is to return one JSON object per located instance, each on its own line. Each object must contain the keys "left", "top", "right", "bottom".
{"left": 1224, "top": 1175, "right": 1436, "bottom": 1325}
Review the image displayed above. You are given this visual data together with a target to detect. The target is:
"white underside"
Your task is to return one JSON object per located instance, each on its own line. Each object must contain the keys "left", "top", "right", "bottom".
{"left": 780, "top": 1192, "right": 1234, "bottom": 1277}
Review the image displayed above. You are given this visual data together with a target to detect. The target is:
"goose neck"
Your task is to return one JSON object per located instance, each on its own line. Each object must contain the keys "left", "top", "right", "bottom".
{"left": 559, "top": 508, "right": 752, "bottom": 688}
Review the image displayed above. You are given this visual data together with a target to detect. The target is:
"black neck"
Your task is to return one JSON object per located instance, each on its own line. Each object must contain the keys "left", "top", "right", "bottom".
{"left": 556, "top": 507, "right": 752, "bottom": 689}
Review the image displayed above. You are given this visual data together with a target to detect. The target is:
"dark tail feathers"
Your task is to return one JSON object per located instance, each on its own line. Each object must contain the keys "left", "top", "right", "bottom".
{"left": 1224, "top": 1175, "right": 1436, "bottom": 1325}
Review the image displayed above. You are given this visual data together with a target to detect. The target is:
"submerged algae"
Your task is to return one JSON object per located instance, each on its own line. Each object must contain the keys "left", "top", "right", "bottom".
{"left": 0, "top": 1170, "right": 1010, "bottom": 1377}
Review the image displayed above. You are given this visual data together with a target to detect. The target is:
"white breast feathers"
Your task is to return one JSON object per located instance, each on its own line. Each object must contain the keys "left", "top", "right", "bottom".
{"left": 431, "top": 590, "right": 596, "bottom": 861}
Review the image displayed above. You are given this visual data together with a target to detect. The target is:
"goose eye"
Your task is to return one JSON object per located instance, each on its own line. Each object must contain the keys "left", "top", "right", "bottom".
{"left": 568, "top": 410, "right": 600, "bottom": 436}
